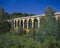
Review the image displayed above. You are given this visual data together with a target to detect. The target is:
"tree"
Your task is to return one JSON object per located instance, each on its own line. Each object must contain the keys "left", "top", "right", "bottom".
{"left": 34, "top": 6, "right": 57, "bottom": 42}
{"left": 0, "top": 7, "right": 5, "bottom": 20}
{"left": 45, "top": 6, "right": 57, "bottom": 34}
{"left": 0, "top": 7, "right": 11, "bottom": 33}
{"left": 0, "top": 7, "right": 11, "bottom": 20}
{"left": 4, "top": 12, "right": 11, "bottom": 19}
{"left": 0, "top": 21, "right": 11, "bottom": 33}
{"left": 29, "top": 14, "right": 34, "bottom": 16}
{"left": 57, "top": 18, "right": 60, "bottom": 39}
{"left": 45, "top": 6, "right": 55, "bottom": 16}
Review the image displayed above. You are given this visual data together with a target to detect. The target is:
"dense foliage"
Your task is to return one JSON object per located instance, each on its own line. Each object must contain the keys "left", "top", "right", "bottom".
{"left": 0, "top": 7, "right": 11, "bottom": 33}
{"left": 0, "top": 21, "right": 11, "bottom": 33}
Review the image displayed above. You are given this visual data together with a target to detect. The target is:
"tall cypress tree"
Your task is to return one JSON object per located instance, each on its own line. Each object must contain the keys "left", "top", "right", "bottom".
{"left": 45, "top": 6, "right": 57, "bottom": 35}
{"left": 0, "top": 7, "right": 11, "bottom": 33}
{"left": 0, "top": 7, "right": 5, "bottom": 21}
{"left": 36, "top": 7, "right": 58, "bottom": 41}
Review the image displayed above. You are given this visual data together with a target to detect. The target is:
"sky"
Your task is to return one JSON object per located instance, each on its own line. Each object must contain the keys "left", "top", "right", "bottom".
{"left": 0, "top": 0, "right": 60, "bottom": 14}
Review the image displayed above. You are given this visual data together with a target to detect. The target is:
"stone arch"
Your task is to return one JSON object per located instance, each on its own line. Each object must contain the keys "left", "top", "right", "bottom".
{"left": 34, "top": 18, "right": 38, "bottom": 28}
{"left": 24, "top": 19, "right": 27, "bottom": 29}
{"left": 15, "top": 20, "right": 16, "bottom": 28}
{"left": 28, "top": 19, "right": 32, "bottom": 29}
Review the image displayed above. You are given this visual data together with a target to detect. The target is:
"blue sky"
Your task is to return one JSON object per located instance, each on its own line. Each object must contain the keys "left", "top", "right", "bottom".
{"left": 0, "top": 0, "right": 60, "bottom": 14}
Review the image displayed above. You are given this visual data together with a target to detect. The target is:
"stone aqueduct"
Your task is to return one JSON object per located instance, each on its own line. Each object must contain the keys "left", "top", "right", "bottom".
{"left": 8, "top": 12, "right": 60, "bottom": 31}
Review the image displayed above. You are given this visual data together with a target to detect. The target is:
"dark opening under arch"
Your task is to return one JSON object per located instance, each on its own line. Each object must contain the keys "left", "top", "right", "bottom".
{"left": 18, "top": 20, "right": 19, "bottom": 26}
{"left": 34, "top": 19, "right": 38, "bottom": 28}
{"left": 28, "top": 19, "right": 32, "bottom": 29}
{"left": 24, "top": 20, "right": 27, "bottom": 29}
{"left": 21, "top": 20, "right": 23, "bottom": 28}
{"left": 15, "top": 20, "right": 16, "bottom": 28}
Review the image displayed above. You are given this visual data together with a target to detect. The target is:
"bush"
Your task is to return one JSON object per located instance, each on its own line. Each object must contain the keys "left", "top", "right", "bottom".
{"left": 0, "top": 21, "right": 11, "bottom": 33}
